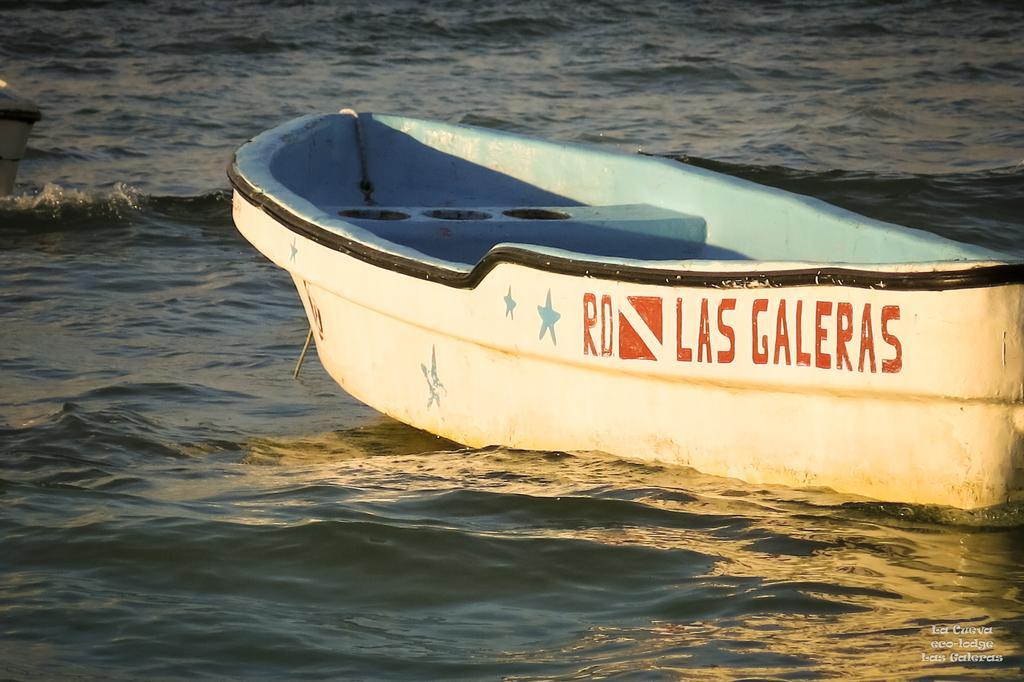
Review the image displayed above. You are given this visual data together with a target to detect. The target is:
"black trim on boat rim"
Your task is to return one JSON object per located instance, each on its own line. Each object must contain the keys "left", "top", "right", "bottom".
{"left": 228, "top": 159, "right": 1024, "bottom": 292}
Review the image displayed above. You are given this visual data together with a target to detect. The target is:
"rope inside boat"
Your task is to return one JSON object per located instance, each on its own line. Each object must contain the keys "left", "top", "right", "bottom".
{"left": 340, "top": 108, "right": 375, "bottom": 205}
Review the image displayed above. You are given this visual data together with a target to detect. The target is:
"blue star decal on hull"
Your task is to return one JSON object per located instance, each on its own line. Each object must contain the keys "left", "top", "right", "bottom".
{"left": 504, "top": 286, "right": 517, "bottom": 319}
{"left": 537, "top": 289, "right": 560, "bottom": 345}
{"left": 289, "top": 236, "right": 298, "bottom": 263}
{"left": 421, "top": 345, "right": 447, "bottom": 408}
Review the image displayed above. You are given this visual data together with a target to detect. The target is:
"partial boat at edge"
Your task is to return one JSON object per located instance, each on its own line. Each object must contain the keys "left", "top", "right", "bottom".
{"left": 0, "top": 80, "right": 41, "bottom": 196}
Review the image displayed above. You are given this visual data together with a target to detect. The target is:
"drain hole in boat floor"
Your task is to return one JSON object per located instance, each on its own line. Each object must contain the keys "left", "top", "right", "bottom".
{"left": 503, "top": 208, "right": 570, "bottom": 220}
{"left": 425, "top": 209, "right": 492, "bottom": 220}
{"left": 339, "top": 209, "right": 410, "bottom": 220}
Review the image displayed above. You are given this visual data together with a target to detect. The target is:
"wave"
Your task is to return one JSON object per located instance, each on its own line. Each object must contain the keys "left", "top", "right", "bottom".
{"left": 0, "top": 182, "right": 142, "bottom": 229}
{"left": 150, "top": 33, "right": 316, "bottom": 57}
{"left": 0, "top": 402, "right": 188, "bottom": 474}
{"left": 819, "top": 21, "right": 894, "bottom": 37}
{"left": 451, "top": 14, "right": 572, "bottom": 40}
{"left": 591, "top": 62, "right": 746, "bottom": 88}
{"left": 837, "top": 499, "right": 1024, "bottom": 530}
{"left": 0, "top": 184, "right": 231, "bottom": 235}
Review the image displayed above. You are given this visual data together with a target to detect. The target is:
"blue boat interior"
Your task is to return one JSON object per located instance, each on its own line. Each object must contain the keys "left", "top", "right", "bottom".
{"left": 256, "top": 112, "right": 1000, "bottom": 266}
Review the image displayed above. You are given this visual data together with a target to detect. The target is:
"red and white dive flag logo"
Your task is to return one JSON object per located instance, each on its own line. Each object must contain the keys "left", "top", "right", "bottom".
{"left": 617, "top": 295, "right": 663, "bottom": 360}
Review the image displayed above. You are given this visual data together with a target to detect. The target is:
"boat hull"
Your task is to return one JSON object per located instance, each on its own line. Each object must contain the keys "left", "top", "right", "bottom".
{"left": 234, "top": 192, "right": 1024, "bottom": 509}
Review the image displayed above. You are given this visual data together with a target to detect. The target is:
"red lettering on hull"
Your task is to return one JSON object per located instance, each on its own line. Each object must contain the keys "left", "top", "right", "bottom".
{"left": 717, "top": 299, "right": 736, "bottom": 364}
{"left": 881, "top": 305, "right": 902, "bottom": 373}
{"left": 676, "top": 298, "right": 692, "bottom": 362}
{"left": 580, "top": 292, "right": 902, "bottom": 374}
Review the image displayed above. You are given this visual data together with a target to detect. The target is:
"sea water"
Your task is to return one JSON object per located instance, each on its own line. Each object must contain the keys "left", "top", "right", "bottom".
{"left": 1, "top": 1, "right": 1023, "bottom": 678}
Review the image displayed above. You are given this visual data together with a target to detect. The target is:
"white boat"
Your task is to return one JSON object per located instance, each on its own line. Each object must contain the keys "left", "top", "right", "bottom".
{"left": 0, "top": 80, "right": 41, "bottom": 196}
{"left": 229, "top": 110, "right": 1024, "bottom": 509}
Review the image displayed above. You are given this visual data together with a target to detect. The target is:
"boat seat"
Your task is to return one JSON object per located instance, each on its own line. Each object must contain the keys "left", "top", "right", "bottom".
{"left": 331, "top": 204, "right": 749, "bottom": 264}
